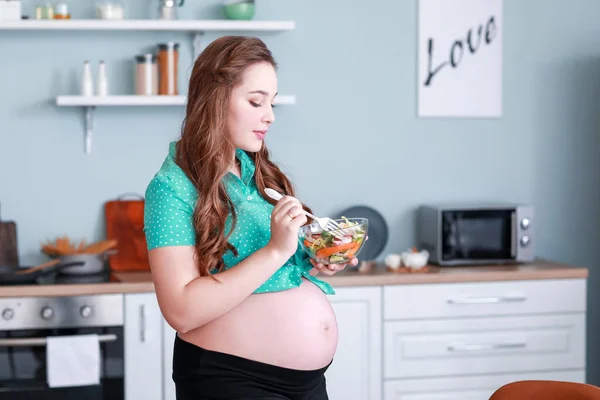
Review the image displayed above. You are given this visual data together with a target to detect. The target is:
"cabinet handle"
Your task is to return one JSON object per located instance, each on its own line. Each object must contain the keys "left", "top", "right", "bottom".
{"left": 140, "top": 304, "right": 146, "bottom": 343}
{"left": 448, "top": 341, "right": 527, "bottom": 352}
{"left": 447, "top": 295, "right": 527, "bottom": 304}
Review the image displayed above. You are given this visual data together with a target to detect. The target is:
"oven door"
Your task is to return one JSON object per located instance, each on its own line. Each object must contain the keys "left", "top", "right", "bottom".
{"left": 441, "top": 209, "right": 515, "bottom": 264}
{"left": 0, "top": 326, "right": 124, "bottom": 400}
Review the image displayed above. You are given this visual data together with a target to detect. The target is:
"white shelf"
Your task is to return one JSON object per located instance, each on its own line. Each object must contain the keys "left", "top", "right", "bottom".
{"left": 0, "top": 19, "right": 295, "bottom": 31}
{"left": 56, "top": 95, "right": 296, "bottom": 155}
{"left": 56, "top": 94, "right": 296, "bottom": 106}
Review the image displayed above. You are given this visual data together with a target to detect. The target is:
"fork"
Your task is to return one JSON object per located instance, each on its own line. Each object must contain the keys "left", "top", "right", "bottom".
{"left": 264, "top": 188, "right": 345, "bottom": 237}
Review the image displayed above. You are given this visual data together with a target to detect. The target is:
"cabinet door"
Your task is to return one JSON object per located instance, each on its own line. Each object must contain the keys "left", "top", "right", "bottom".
{"left": 326, "top": 286, "right": 382, "bottom": 400}
{"left": 384, "top": 370, "right": 586, "bottom": 400}
{"left": 162, "top": 318, "right": 177, "bottom": 400}
{"left": 124, "top": 293, "right": 163, "bottom": 400}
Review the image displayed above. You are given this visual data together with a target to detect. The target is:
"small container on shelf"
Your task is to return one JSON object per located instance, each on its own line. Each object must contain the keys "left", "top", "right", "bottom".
{"left": 157, "top": 42, "right": 179, "bottom": 95}
{"left": 81, "top": 60, "right": 94, "bottom": 96}
{"left": 53, "top": 1, "right": 70, "bottom": 19}
{"left": 134, "top": 54, "right": 158, "bottom": 96}
{"left": 96, "top": 0, "right": 125, "bottom": 20}
{"left": 35, "top": 1, "right": 54, "bottom": 19}
{"left": 97, "top": 60, "right": 108, "bottom": 96}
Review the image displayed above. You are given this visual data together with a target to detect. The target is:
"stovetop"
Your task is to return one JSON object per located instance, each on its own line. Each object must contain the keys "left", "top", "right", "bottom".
{"left": 28, "top": 269, "right": 120, "bottom": 286}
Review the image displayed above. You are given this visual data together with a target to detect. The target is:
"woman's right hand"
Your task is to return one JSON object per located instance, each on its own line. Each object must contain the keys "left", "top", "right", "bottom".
{"left": 266, "top": 195, "right": 308, "bottom": 259}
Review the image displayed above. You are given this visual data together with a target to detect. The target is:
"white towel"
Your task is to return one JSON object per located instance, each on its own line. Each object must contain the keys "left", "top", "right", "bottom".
{"left": 46, "top": 334, "right": 100, "bottom": 388}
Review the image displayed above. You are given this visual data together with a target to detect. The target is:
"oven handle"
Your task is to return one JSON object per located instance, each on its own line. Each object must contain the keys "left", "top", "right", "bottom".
{"left": 0, "top": 333, "right": 117, "bottom": 347}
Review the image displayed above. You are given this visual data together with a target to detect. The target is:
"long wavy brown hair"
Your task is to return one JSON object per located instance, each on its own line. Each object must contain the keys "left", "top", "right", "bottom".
{"left": 176, "top": 36, "right": 312, "bottom": 277}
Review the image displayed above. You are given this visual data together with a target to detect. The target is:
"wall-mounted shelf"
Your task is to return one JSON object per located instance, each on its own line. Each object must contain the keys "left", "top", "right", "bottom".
{"left": 1, "top": 19, "right": 295, "bottom": 56}
{"left": 0, "top": 19, "right": 295, "bottom": 31}
{"left": 56, "top": 95, "right": 296, "bottom": 154}
{"left": 56, "top": 94, "right": 296, "bottom": 106}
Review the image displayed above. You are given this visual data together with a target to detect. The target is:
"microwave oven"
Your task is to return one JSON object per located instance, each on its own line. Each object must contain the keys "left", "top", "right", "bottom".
{"left": 417, "top": 203, "right": 534, "bottom": 266}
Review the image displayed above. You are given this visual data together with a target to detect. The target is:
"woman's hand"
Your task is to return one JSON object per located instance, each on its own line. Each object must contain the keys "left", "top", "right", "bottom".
{"left": 308, "top": 257, "right": 359, "bottom": 276}
{"left": 266, "top": 195, "right": 308, "bottom": 260}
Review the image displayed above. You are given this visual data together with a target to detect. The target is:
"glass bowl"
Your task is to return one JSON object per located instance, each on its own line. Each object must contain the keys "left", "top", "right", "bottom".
{"left": 298, "top": 217, "right": 368, "bottom": 265}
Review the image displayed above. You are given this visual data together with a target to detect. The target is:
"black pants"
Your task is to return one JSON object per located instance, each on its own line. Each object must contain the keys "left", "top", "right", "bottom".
{"left": 173, "top": 335, "right": 331, "bottom": 400}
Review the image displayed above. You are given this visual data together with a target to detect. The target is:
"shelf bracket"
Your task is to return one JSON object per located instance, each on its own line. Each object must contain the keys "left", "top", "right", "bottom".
{"left": 193, "top": 32, "right": 205, "bottom": 60}
{"left": 84, "top": 106, "right": 95, "bottom": 155}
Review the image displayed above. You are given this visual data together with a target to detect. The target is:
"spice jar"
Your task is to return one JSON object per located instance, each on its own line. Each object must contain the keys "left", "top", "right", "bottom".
{"left": 157, "top": 42, "right": 179, "bottom": 95}
{"left": 135, "top": 54, "right": 158, "bottom": 96}
{"left": 53, "top": 1, "right": 70, "bottom": 19}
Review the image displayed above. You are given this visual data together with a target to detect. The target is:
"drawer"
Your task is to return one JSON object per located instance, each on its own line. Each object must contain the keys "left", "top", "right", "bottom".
{"left": 384, "top": 370, "right": 585, "bottom": 400}
{"left": 383, "top": 314, "right": 585, "bottom": 379}
{"left": 383, "top": 278, "right": 586, "bottom": 320}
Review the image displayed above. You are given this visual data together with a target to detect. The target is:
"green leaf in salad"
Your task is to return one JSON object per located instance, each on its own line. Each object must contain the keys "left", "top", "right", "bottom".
{"left": 320, "top": 231, "right": 335, "bottom": 246}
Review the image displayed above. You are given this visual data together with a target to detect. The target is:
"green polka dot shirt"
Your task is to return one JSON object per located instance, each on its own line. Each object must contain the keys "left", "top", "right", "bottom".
{"left": 143, "top": 141, "right": 335, "bottom": 295}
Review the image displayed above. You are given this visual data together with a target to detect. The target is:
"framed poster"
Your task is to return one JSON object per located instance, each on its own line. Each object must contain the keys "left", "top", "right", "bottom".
{"left": 418, "top": 0, "right": 503, "bottom": 117}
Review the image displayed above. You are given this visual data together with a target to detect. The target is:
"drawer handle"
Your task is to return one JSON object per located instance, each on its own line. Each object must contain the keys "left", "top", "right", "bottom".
{"left": 447, "top": 295, "right": 527, "bottom": 304}
{"left": 448, "top": 342, "right": 527, "bottom": 352}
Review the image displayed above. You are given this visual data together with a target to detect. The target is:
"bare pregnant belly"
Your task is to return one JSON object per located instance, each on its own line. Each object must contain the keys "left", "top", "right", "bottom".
{"left": 179, "top": 278, "right": 338, "bottom": 370}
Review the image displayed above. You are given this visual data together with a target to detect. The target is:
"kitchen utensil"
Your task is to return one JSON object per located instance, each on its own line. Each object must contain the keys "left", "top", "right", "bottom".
{"left": 159, "top": 0, "right": 184, "bottom": 20}
{"left": 58, "top": 253, "right": 107, "bottom": 275}
{"left": 0, "top": 202, "right": 18, "bottom": 267}
{"left": 299, "top": 217, "right": 368, "bottom": 265}
{"left": 0, "top": 260, "right": 85, "bottom": 285}
{"left": 41, "top": 237, "right": 117, "bottom": 257}
{"left": 13, "top": 259, "right": 60, "bottom": 275}
{"left": 105, "top": 193, "right": 150, "bottom": 272}
{"left": 334, "top": 205, "right": 388, "bottom": 262}
{"left": 264, "top": 188, "right": 344, "bottom": 238}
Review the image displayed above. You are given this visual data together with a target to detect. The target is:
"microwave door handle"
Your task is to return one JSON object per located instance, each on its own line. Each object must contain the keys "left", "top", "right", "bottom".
{"left": 511, "top": 211, "right": 517, "bottom": 257}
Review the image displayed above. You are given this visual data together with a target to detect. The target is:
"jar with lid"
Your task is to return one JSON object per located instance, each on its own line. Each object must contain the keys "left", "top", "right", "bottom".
{"left": 157, "top": 42, "right": 179, "bottom": 95}
{"left": 134, "top": 54, "right": 158, "bottom": 96}
{"left": 53, "top": 0, "right": 70, "bottom": 19}
{"left": 96, "top": 0, "right": 126, "bottom": 19}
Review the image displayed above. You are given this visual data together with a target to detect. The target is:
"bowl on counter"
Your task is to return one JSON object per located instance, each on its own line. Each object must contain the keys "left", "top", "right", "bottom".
{"left": 299, "top": 217, "right": 368, "bottom": 265}
{"left": 223, "top": 0, "right": 255, "bottom": 20}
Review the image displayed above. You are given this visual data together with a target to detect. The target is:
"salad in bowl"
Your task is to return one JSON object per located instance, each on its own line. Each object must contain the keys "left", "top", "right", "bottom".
{"left": 299, "top": 217, "right": 368, "bottom": 265}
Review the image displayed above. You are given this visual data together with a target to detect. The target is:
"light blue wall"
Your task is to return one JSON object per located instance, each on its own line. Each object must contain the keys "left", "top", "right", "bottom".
{"left": 2, "top": 0, "right": 600, "bottom": 385}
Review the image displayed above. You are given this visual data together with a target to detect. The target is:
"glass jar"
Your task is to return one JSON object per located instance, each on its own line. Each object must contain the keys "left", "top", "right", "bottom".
{"left": 134, "top": 54, "right": 158, "bottom": 96}
{"left": 96, "top": 0, "right": 126, "bottom": 19}
{"left": 53, "top": 0, "right": 70, "bottom": 19}
{"left": 157, "top": 42, "right": 179, "bottom": 95}
{"left": 35, "top": 1, "right": 54, "bottom": 19}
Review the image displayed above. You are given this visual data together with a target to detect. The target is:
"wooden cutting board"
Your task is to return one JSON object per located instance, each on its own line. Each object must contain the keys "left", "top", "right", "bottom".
{"left": 0, "top": 203, "right": 18, "bottom": 266}
{"left": 105, "top": 194, "right": 150, "bottom": 272}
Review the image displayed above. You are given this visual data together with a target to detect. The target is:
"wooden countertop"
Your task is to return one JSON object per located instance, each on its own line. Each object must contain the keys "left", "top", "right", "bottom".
{"left": 0, "top": 259, "right": 588, "bottom": 298}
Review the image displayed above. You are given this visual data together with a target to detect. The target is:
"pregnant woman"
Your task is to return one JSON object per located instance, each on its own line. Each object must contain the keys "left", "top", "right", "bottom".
{"left": 143, "top": 35, "right": 358, "bottom": 399}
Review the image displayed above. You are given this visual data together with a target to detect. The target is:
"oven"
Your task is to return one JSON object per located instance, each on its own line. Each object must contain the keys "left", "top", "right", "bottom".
{"left": 0, "top": 294, "right": 124, "bottom": 400}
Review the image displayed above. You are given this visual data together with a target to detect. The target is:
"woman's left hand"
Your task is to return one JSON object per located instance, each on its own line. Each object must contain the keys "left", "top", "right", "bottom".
{"left": 308, "top": 257, "right": 359, "bottom": 276}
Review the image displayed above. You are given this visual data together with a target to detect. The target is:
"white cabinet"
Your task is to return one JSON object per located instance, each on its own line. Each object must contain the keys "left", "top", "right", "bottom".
{"left": 383, "top": 370, "right": 585, "bottom": 400}
{"left": 162, "top": 319, "right": 177, "bottom": 400}
{"left": 124, "top": 292, "right": 164, "bottom": 400}
{"left": 382, "top": 278, "right": 587, "bottom": 400}
{"left": 383, "top": 314, "right": 585, "bottom": 379}
{"left": 383, "top": 279, "right": 586, "bottom": 320}
{"left": 325, "top": 286, "right": 382, "bottom": 400}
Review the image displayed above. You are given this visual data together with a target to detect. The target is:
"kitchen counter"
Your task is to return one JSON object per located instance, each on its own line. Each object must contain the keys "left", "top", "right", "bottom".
{"left": 0, "top": 259, "right": 588, "bottom": 298}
